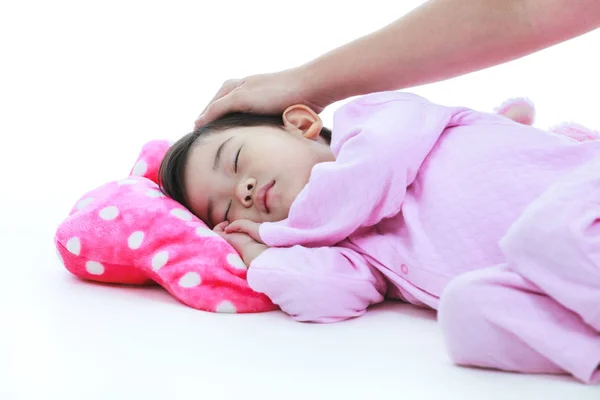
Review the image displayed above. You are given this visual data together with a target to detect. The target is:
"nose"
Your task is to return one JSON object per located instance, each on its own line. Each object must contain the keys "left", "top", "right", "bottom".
{"left": 236, "top": 177, "right": 256, "bottom": 207}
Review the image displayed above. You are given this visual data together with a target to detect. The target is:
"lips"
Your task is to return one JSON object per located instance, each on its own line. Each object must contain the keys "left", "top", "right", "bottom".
{"left": 255, "top": 180, "right": 274, "bottom": 214}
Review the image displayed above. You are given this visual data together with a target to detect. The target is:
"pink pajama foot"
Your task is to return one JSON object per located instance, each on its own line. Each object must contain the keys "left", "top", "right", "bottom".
{"left": 438, "top": 265, "right": 600, "bottom": 384}
{"left": 549, "top": 122, "right": 600, "bottom": 142}
{"left": 495, "top": 97, "right": 535, "bottom": 126}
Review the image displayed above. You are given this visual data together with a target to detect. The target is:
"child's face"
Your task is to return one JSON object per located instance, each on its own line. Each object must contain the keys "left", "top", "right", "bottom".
{"left": 184, "top": 109, "right": 334, "bottom": 227}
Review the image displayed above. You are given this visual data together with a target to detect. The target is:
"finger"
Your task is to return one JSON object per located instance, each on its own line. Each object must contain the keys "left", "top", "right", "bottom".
{"left": 209, "top": 79, "right": 239, "bottom": 107}
{"left": 215, "top": 231, "right": 229, "bottom": 243}
{"left": 216, "top": 232, "right": 246, "bottom": 256}
{"left": 215, "top": 221, "right": 230, "bottom": 230}
{"left": 213, "top": 221, "right": 230, "bottom": 233}
{"left": 194, "top": 80, "right": 238, "bottom": 128}
{"left": 195, "top": 96, "right": 232, "bottom": 127}
{"left": 195, "top": 90, "right": 244, "bottom": 127}
{"left": 215, "top": 231, "right": 236, "bottom": 247}
{"left": 224, "top": 219, "right": 247, "bottom": 233}
{"left": 224, "top": 219, "right": 262, "bottom": 242}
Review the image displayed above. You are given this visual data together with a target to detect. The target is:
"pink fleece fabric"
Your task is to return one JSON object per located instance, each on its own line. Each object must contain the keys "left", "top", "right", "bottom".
{"left": 55, "top": 140, "right": 277, "bottom": 314}
{"left": 248, "top": 92, "right": 600, "bottom": 383}
{"left": 251, "top": 92, "right": 600, "bottom": 315}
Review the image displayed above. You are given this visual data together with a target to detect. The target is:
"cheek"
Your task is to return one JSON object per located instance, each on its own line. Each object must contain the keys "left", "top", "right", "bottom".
{"left": 230, "top": 204, "right": 255, "bottom": 222}
{"left": 273, "top": 149, "right": 313, "bottom": 171}
{"left": 185, "top": 192, "right": 206, "bottom": 219}
{"left": 183, "top": 177, "right": 210, "bottom": 219}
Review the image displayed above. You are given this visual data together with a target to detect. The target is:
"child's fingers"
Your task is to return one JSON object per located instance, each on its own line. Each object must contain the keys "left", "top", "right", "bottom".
{"left": 213, "top": 221, "right": 230, "bottom": 233}
{"left": 224, "top": 220, "right": 249, "bottom": 233}
{"left": 214, "top": 230, "right": 228, "bottom": 240}
{"left": 215, "top": 231, "right": 238, "bottom": 249}
{"left": 214, "top": 231, "right": 250, "bottom": 257}
{"left": 224, "top": 219, "right": 262, "bottom": 242}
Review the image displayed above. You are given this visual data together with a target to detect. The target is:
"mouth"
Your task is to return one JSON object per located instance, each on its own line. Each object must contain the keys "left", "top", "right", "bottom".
{"left": 255, "top": 180, "right": 275, "bottom": 214}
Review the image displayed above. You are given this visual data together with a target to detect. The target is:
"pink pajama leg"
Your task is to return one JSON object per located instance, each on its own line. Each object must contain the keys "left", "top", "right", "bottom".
{"left": 438, "top": 265, "right": 600, "bottom": 383}
{"left": 500, "top": 159, "right": 600, "bottom": 331}
{"left": 439, "top": 159, "right": 600, "bottom": 384}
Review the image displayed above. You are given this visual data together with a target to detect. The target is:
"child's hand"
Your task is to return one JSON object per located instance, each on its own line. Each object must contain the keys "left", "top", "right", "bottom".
{"left": 214, "top": 221, "right": 268, "bottom": 266}
{"left": 223, "top": 219, "right": 264, "bottom": 243}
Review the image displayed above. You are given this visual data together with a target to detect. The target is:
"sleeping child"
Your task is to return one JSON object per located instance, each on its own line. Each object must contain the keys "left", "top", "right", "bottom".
{"left": 159, "top": 91, "right": 600, "bottom": 384}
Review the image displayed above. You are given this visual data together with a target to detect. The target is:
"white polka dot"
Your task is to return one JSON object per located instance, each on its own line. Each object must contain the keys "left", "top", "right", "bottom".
{"left": 117, "top": 179, "right": 138, "bottom": 185}
{"left": 128, "top": 231, "right": 145, "bottom": 249}
{"left": 131, "top": 160, "right": 148, "bottom": 176}
{"left": 170, "top": 209, "right": 193, "bottom": 221}
{"left": 85, "top": 261, "right": 104, "bottom": 275}
{"left": 196, "top": 226, "right": 218, "bottom": 237}
{"left": 178, "top": 271, "right": 201, "bottom": 288}
{"left": 66, "top": 237, "right": 81, "bottom": 255}
{"left": 99, "top": 206, "right": 119, "bottom": 220}
{"left": 151, "top": 250, "right": 169, "bottom": 271}
{"left": 216, "top": 301, "right": 237, "bottom": 313}
{"left": 75, "top": 197, "right": 94, "bottom": 210}
{"left": 145, "top": 189, "right": 164, "bottom": 198}
{"left": 227, "top": 253, "right": 247, "bottom": 270}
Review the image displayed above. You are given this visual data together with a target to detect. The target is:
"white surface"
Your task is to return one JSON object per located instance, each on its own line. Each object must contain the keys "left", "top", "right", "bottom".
{"left": 1, "top": 1, "right": 600, "bottom": 399}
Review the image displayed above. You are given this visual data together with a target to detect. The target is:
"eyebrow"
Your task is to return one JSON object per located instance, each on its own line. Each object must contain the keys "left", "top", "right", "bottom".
{"left": 213, "top": 136, "right": 234, "bottom": 171}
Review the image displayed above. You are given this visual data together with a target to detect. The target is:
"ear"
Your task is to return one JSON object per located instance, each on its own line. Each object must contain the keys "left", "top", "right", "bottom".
{"left": 282, "top": 104, "right": 323, "bottom": 141}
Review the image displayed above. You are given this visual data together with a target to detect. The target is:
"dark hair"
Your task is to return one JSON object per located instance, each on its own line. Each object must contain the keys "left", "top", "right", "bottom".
{"left": 158, "top": 112, "right": 332, "bottom": 211}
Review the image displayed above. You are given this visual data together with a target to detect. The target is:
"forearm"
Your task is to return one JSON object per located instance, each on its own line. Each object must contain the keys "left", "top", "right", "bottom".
{"left": 242, "top": 242, "right": 268, "bottom": 266}
{"left": 247, "top": 246, "right": 387, "bottom": 323}
{"left": 299, "top": 0, "right": 600, "bottom": 104}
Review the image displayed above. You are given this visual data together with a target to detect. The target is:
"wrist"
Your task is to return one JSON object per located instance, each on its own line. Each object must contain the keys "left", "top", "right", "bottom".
{"left": 291, "top": 63, "right": 335, "bottom": 112}
{"left": 242, "top": 242, "right": 268, "bottom": 266}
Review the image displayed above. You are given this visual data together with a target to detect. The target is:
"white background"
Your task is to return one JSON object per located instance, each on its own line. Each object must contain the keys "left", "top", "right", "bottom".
{"left": 1, "top": 1, "right": 599, "bottom": 399}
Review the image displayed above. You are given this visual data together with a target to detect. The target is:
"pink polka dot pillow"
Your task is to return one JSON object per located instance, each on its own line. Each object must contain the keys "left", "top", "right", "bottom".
{"left": 54, "top": 140, "right": 277, "bottom": 314}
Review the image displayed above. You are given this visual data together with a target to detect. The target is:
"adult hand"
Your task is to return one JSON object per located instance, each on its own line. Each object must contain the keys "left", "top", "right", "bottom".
{"left": 195, "top": 0, "right": 600, "bottom": 132}
{"left": 194, "top": 68, "right": 330, "bottom": 129}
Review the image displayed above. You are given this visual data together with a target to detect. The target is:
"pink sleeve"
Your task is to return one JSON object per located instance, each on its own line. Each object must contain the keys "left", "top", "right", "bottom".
{"left": 246, "top": 246, "right": 388, "bottom": 323}
{"left": 260, "top": 91, "right": 468, "bottom": 247}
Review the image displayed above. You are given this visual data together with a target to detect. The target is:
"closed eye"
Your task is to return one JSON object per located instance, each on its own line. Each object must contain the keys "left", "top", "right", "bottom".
{"left": 234, "top": 147, "right": 242, "bottom": 173}
{"left": 225, "top": 147, "right": 241, "bottom": 222}
{"left": 224, "top": 201, "right": 232, "bottom": 222}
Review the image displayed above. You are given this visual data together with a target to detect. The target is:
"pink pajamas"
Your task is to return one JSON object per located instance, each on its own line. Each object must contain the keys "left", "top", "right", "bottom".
{"left": 247, "top": 92, "right": 600, "bottom": 383}
{"left": 439, "top": 265, "right": 600, "bottom": 382}
{"left": 440, "top": 160, "right": 600, "bottom": 383}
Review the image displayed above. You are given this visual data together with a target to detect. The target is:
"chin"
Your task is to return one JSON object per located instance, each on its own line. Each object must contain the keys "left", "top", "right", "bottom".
{"left": 266, "top": 188, "right": 293, "bottom": 222}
